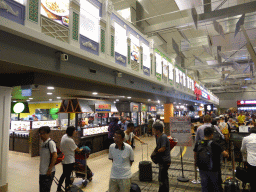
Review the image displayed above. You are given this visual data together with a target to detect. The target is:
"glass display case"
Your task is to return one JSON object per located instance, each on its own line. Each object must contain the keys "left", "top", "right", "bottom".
{"left": 11, "top": 121, "right": 31, "bottom": 131}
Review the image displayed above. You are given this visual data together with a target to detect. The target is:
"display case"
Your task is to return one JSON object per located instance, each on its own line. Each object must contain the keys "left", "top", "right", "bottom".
{"left": 11, "top": 121, "right": 31, "bottom": 131}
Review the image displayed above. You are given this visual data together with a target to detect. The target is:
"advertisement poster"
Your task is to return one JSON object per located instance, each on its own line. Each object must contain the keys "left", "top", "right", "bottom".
{"left": 170, "top": 117, "right": 192, "bottom": 146}
{"left": 163, "top": 59, "right": 168, "bottom": 79}
{"left": 183, "top": 73, "right": 186, "bottom": 87}
{"left": 168, "top": 63, "right": 174, "bottom": 81}
{"left": 115, "top": 22, "right": 127, "bottom": 56}
{"left": 41, "top": 0, "right": 70, "bottom": 26}
{"left": 133, "top": 105, "right": 139, "bottom": 112}
{"left": 150, "top": 106, "right": 156, "bottom": 111}
{"left": 175, "top": 68, "right": 180, "bottom": 83}
{"left": 130, "top": 35, "right": 139, "bottom": 62}
{"left": 80, "top": 0, "right": 100, "bottom": 43}
{"left": 155, "top": 53, "right": 162, "bottom": 80}
{"left": 142, "top": 43, "right": 150, "bottom": 76}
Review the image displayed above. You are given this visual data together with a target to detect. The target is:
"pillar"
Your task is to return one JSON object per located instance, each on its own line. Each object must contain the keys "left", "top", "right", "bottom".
{"left": 164, "top": 102, "right": 174, "bottom": 136}
{"left": 0, "top": 86, "right": 12, "bottom": 192}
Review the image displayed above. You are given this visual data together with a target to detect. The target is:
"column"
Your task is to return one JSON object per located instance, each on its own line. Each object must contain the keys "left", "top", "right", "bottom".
{"left": 25, "top": 0, "right": 41, "bottom": 32}
{"left": 164, "top": 102, "right": 174, "bottom": 136}
{"left": 69, "top": 0, "right": 80, "bottom": 48}
{"left": 0, "top": 86, "right": 12, "bottom": 192}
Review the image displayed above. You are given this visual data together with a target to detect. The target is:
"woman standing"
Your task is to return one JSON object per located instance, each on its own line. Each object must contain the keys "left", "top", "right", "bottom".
{"left": 57, "top": 126, "right": 82, "bottom": 192}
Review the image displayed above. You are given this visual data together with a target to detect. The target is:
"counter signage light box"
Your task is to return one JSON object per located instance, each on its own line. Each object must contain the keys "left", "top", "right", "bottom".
{"left": 237, "top": 100, "right": 256, "bottom": 105}
{"left": 115, "top": 22, "right": 127, "bottom": 56}
{"left": 41, "top": 0, "right": 70, "bottom": 26}
{"left": 95, "top": 104, "right": 111, "bottom": 113}
{"left": 80, "top": 0, "right": 100, "bottom": 43}
{"left": 21, "top": 89, "right": 32, "bottom": 97}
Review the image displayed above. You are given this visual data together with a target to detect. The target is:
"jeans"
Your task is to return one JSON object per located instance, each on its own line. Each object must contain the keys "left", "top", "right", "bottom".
{"left": 39, "top": 171, "right": 55, "bottom": 192}
{"left": 57, "top": 163, "right": 74, "bottom": 191}
{"left": 199, "top": 170, "right": 222, "bottom": 192}
{"left": 158, "top": 163, "right": 170, "bottom": 192}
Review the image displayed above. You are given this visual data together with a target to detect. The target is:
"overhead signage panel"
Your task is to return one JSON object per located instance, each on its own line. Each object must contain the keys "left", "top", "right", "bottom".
{"left": 41, "top": 0, "right": 70, "bottom": 26}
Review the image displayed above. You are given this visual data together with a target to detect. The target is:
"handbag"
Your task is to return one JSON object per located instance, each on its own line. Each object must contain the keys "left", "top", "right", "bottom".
{"left": 235, "top": 162, "right": 249, "bottom": 183}
{"left": 168, "top": 137, "right": 178, "bottom": 150}
{"left": 150, "top": 147, "right": 160, "bottom": 164}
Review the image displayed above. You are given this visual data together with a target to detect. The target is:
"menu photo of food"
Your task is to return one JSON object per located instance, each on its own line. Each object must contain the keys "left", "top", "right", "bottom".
{"left": 131, "top": 43, "right": 139, "bottom": 62}
{"left": 41, "top": 0, "right": 69, "bottom": 26}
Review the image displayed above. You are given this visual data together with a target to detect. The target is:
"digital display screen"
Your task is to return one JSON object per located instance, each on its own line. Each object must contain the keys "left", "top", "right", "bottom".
{"left": 41, "top": 0, "right": 70, "bottom": 26}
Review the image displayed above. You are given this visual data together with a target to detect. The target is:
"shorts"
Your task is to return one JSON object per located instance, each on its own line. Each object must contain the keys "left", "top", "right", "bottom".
{"left": 109, "top": 178, "right": 131, "bottom": 192}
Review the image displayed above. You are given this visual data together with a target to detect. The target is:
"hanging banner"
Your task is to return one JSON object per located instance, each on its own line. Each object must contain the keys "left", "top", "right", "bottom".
{"left": 132, "top": 105, "right": 139, "bottom": 112}
{"left": 170, "top": 117, "right": 192, "bottom": 146}
{"left": 130, "top": 35, "right": 140, "bottom": 62}
{"left": 115, "top": 22, "right": 127, "bottom": 56}
{"left": 163, "top": 58, "right": 168, "bottom": 80}
{"left": 150, "top": 106, "right": 156, "bottom": 111}
{"left": 168, "top": 63, "right": 174, "bottom": 85}
{"left": 155, "top": 53, "right": 162, "bottom": 80}
{"left": 175, "top": 68, "right": 180, "bottom": 83}
{"left": 142, "top": 43, "right": 150, "bottom": 76}
{"left": 41, "top": 0, "right": 70, "bottom": 26}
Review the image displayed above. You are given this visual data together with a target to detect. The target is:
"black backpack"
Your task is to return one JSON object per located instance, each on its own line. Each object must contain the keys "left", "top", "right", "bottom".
{"left": 211, "top": 125, "right": 226, "bottom": 150}
{"left": 196, "top": 140, "right": 213, "bottom": 171}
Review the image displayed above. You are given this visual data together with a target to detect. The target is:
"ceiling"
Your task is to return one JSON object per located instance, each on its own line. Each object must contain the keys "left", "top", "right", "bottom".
{"left": 112, "top": 0, "right": 256, "bottom": 94}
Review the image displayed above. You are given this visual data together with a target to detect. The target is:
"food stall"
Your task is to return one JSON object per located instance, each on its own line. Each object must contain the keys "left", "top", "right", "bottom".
{"left": 147, "top": 106, "right": 157, "bottom": 120}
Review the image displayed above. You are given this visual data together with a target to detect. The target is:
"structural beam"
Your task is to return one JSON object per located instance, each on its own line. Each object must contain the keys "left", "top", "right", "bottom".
{"left": 144, "top": 1, "right": 256, "bottom": 34}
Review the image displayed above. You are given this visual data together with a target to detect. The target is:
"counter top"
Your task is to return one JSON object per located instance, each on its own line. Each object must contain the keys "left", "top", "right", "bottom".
{"left": 81, "top": 132, "right": 108, "bottom": 139}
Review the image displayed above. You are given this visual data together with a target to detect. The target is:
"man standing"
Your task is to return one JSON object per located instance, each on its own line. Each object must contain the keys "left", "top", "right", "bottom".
{"left": 194, "top": 127, "right": 229, "bottom": 192}
{"left": 241, "top": 127, "right": 256, "bottom": 192}
{"left": 109, "top": 130, "right": 134, "bottom": 192}
{"left": 39, "top": 126, "right": 57, "bottom": 192}
{"left": 153, "top": 123, "right": 171, "bottom": 192}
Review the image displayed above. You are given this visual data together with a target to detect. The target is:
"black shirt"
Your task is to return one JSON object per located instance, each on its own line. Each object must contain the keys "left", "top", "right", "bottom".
{"left": 156, "top": 134, "right": 171, "bottom": 163}
{"left": 193, "top": 140, "right": 223, "bottom": 171}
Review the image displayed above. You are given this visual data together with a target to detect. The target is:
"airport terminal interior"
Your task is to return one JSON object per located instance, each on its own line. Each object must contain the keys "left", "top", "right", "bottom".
{"left": 1, "top": 0, "right": 256, "bottom": 191}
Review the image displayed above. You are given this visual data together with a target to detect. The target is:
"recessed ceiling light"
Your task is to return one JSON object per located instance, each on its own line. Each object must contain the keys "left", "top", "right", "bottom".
{"left": 127, "top": 97, "right": 131, "bottom": 99}
{"left": 47, "top": 87, "right": 54, "bottom": 90}
{"left": 47, "top": 93, "right": 53, "bottom": 95}
{"left": 157, "top": 100, "right": 160, "bottom": 103}
{"left": 92, "top": 92, "right": 98, "bottom": 95}
{"left": 57, "top": 97, "right": 61, "bottom": 99}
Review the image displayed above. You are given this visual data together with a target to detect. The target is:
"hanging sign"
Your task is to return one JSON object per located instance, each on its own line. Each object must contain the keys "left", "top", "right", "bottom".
{"left": 115, "top": 22, "right": 127, "bottom": 56}
{"left": 141, "top": 104, "right": 148, "bottom": 112}
{"left": 95, "top": 104, "right": 111, "bottom": 113}
{"left": 142, "top": 43, "right": 150, "bottom": 76}
{"left": 155, "top": 53, "right": 162, "bottom": 80}
{"left": 150, "top": 106, "right": 156, "bottom": 111}
{"left": 163, "top": 58, "right": 168, "bottom": 79}
{"left": 130, "top": 35, "right": 139, "bottom": 62}
{"left": 132, "top": 105, "right": 139, "bottom": 112}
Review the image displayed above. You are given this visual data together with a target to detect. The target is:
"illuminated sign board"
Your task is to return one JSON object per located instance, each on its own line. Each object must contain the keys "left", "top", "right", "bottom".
{"left": 175, "top": 68, "right": 180, "bottom": 83}
{"left": 41, "top": 0, "right": 69, "bottom": 26}
{"left": 132, "top": 105, "right": 139, "bottom": 112}
{"left": 150, "top": 106, "right": 156, "bottom": 111}
{"left": 11, "top": 102, "right": 30, "bottom": 114}
{"left": 237, "top": 100, "right": 256, "bottom": 105}
{"left": 202, "top": 91, "right": 208, "bottom": 99}
{"left": 95, "top": 104, "right": 111, "bottom": 113}
{"left": 142, "top": 43, "right": 150, "bottom": 68}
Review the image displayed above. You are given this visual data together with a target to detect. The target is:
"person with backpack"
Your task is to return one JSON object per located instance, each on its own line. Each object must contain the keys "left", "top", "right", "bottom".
{"left": 57, "top": 126, "right": 83, "bottom": 192}
{"left": 39, "top": 126, "right": 57, "bottom": 192}
{"left": 194, "top": 127, "right": 229, "bottom": 192}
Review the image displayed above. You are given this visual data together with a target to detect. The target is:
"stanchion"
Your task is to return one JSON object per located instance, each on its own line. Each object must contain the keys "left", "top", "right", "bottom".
{"left": 177, "top": 146, "right": 189, "bottom": 182}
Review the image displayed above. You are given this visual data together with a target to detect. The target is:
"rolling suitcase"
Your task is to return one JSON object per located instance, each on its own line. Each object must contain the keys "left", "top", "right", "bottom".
{"left": 139, "top": 143, "right": 152, "bottom": 182}
{"left": 223, "top": 142, "right": 240, "bottom": 192}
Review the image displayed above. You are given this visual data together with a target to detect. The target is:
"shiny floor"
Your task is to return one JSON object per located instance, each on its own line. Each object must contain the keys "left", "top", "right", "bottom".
{"left": 8, "top": 135, "right": 168, "bottom": 192}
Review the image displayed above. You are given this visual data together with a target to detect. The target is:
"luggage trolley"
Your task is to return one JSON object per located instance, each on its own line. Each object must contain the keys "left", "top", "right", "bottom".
{"left": 54, "top": 147, "right": 92, "bottom": 191}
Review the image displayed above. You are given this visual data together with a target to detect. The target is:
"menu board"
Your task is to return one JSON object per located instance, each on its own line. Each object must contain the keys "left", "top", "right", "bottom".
{"left": 95, "top": 104, "right": 111, "bottom": 113}
{"left": 163, "top": 59, "right": 168, "bottom": 79}
{"left": 130, "top": 35, "right": 140, "bottom": 62}
{"left": 32, "top": 121, "right": 57, "bottom": 129}
{"left": 142, "top": 43, "right": 150, "bottom": 68}
{"left": 11, "top": 121, "right": 30, "bottom": 131}
{"left": 155, "top": 53, "right": 162, "bottom": 75}
{"left": 115, "top": 23, "right": 127, "bottom": 56}
{"left": 41, "top": 0, "right": 70, "bottom": 26}
{"left": 80, "top": 0, "right": 100, "bottom": 42}
{"left": 168, "top": 63, "right": 174, "bottom": 80}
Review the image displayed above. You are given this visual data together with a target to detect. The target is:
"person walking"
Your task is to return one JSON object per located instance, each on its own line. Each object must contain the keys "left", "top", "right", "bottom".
{"left": 57, "top": 126, "right": 83, "bottom": 192}
{"left": 241, "top": 127, "right": 256, "bottom": 192}
{"left": 39, "top": 126, "right": 57, "bottom": 192}
{"left": 108, "top": 118, "right": 120, "bottom": 147}
{"left": 124, "top": 123, "right": 145, "bottom": 148}
{"left": 194, "top": 127, "right": 229, "bottom": 192}
{"left": 108, "top": 130, "right": 134, "bottom": 192}
{"left": 148, "top": 115, "right": 154, "bottom": 136}
{"left": 153, "top": 123, "right": 171, "bottom": 192}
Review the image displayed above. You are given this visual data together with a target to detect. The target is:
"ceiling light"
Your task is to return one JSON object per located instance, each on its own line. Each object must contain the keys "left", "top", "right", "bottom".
{"left": 116, "top": 99, "right": 119, "bottom": 101}
{"left": 121, "top": 96, "right": 125, "bottom": 98}
{"left": 127, "top": 97, "right": 131, "bottom": 99}
{"left": 29, "top": 98, "right": 33, "bottom": 100}
{"left": 148, "top": 99, "right": 151, "bottom": 101}
{"left": 161, "top": 105, "right": 163, "bottom": 106}
{"left": 47, "top": 87, "right": 54, "bottom": 90}
{"left": 157, "top": 100, "right": 160, "bottom": 103}
{"left": 47, "top": 93, "right": 53, "bottom": 95}
{"left": 26, "top": 100, "right": 30, "bottom": 102}
{"left": 13, "top": 101, "right": 17, "bottom": 102}
{"left": 57, "top": 97, "right": 61, "bottom": 99}
{"left": 49, "top": 99, "right": 52, "bottom": 101}
{"left": 179, "top": 103, "right": 181, "bottom": 104}
{"left": 92, "top": 92, "right": 98, "bottom": 95}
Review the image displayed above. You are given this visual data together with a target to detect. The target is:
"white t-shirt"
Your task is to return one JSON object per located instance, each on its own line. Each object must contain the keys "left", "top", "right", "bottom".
{"left": 109, "top": 142, "right": 134, "bottom": 179}
{"left": 60, "top": 134, "right": 77, "bottom": 164}
{"left": 40, "top": 138, "right": 57, "bottom": 175}
{"left": 124, "top": 132, "right": 134, "bottom": 143}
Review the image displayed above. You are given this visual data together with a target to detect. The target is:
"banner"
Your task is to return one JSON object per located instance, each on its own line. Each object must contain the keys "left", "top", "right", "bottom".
{"left": 170, "top": 117, "right": 192, "bottom": 146}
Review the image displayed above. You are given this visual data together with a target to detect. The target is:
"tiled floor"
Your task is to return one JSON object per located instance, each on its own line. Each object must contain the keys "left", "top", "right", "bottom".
{"left": 7, "top": 136, "right": 238, "bottom": 192}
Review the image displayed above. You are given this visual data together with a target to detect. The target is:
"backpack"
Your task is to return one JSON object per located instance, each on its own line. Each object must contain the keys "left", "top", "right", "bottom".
{"left": 211, "top": 125, "right": 226, "bottom": 150}
{"left": 196, "top": 140, "right": 213, "bottom": 171}
{"left": 47, "top": 139, "right": 64, "bottom": 165}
